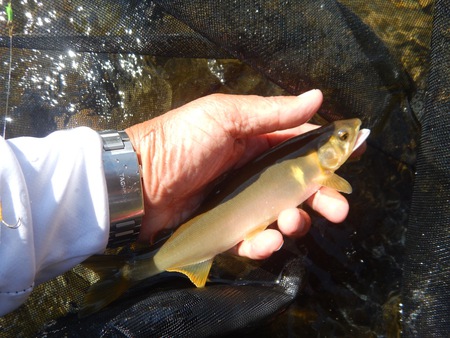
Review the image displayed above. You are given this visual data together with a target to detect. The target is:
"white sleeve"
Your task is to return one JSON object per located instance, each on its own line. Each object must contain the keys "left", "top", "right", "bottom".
{"left": 0, "top": 127, "right": 109, "bottom": 316}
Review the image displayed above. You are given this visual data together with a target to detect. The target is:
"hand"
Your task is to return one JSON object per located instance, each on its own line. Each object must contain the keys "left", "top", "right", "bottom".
{"left": 126, "top": 89, "right": 349, "bottom": 260}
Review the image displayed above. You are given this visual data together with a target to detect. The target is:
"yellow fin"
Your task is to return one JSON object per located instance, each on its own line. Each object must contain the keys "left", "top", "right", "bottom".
{"left": 319, "top": 174, "right": 352, "bottom": 194}
{"left": 244, "top": 224, "right": 268, "bottom": 241}
{"left": 167, "top": 258, "right": 214, "bottom": 287}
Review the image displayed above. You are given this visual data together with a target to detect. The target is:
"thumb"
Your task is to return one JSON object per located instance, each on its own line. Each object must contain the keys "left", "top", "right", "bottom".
{"left": 202, "top": 89, "right": 323, "bottom": 138}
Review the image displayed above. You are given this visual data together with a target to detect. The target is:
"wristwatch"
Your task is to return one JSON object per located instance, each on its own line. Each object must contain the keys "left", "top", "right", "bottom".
{"left": 99, "top": 130, "right": 144, "bottom": 248}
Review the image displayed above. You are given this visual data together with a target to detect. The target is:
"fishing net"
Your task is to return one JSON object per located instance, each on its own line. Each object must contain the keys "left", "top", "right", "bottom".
{"left": 401, "top": 1, "right": 450, "bottom": 336}
{"left": 0, "top": 0, "right": 447, "bottom": 336}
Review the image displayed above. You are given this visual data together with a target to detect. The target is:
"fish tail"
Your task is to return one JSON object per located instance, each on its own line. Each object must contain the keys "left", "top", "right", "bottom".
{"left": 79, "top": 254, "right": 134, "bottom": 318}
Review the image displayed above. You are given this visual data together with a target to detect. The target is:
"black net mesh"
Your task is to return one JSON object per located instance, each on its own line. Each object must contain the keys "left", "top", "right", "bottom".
{"left": 402, "top": 0, "right": 450, "bottom": 336}
{"left": 0, "top": 0, "right": 446, "bottom": 337}
{"left": 36, "top": 255, "right": 304, "bottom": 337}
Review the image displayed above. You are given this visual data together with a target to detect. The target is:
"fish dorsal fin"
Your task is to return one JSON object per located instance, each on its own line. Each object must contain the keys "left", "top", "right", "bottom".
{"left": 319, "top": 174, "right": 352, "bottom": 194}
{"left": 167, "top": 258, "right": 214, "bottom": 287}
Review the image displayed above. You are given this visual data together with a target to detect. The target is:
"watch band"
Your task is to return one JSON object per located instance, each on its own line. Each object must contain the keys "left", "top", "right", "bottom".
{"left": 99, "top": 130, "right": 144, "bottom": 248}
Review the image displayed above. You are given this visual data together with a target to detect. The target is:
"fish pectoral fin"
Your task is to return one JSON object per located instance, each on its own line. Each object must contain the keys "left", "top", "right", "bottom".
{"left": 167, "top": 258, "right": 214, "bottom": 288}
{"left": 319, "top": 174, "right": 353, "bottom": 194}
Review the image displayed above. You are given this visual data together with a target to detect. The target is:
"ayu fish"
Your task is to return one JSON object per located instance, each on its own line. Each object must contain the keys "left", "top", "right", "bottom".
{"left": 80, "top": 118, "right": 369, "bottom": 316}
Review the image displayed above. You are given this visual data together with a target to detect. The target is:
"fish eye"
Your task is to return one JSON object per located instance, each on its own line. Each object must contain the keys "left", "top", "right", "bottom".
{"left": 338, "top": 130, "right": 349, "bottom": 141}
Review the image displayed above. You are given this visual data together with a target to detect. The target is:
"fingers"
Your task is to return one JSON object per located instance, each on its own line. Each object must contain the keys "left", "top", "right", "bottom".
{"left": 200, "top": 89, "right": 323, "bottom": 138}
{"left": 235, "top": 189, "right": 349, "bottom": 259}
{"left": 277, "top": 208, "right": 311, "bottom": 237}
{"left": 307, "top": 186, "right": 349, "bottom": 223}
{"left": 233, "top": 229, "right": 284, "bottom": 260}
{"left": 233, "top": 208, "right": 310, "bottom": 260}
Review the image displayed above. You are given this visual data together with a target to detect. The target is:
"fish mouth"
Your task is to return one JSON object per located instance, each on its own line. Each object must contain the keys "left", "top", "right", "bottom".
{"left": 352, "top": 128, "right": 370, "bottom": 152}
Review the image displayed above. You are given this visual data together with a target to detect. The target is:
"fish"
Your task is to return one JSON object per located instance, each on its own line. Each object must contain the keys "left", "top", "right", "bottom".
{"left": 80, "top": 118, "right": 369, "bottom": 317}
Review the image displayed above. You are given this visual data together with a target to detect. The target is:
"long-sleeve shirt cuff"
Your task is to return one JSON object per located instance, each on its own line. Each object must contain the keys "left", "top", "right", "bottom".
{"left": 0, "top": 127, "right": 109, "bottom": 316}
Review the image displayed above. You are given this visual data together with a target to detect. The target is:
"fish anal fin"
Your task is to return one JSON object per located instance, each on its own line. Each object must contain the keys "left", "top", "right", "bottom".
{"left": 319, "top": 174, "right": 352, "bottom": 194}
{"left": 167, "top": 258, "right": 214, "bottom": 287}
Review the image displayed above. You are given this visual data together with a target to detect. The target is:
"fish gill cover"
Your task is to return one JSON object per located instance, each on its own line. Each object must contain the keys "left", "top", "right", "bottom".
{"left": 0, "top": 0, "right": 447, "bottom": 337}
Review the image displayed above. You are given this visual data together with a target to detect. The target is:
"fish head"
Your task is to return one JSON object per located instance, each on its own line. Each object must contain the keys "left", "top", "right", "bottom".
{"left": 317, "top": 118, "right": 361, "bottom": 171}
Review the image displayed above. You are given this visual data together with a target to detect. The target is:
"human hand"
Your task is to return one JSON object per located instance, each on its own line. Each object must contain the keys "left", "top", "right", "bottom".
{"left": 126, "top": 89, "right": 350, "bottom": 260}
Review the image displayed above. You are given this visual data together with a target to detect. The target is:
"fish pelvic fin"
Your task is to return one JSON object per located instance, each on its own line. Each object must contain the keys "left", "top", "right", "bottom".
{"left": 167, "top": 258, "right": 214, "bottom": 288}
{"left": 244, "top": 224, "right": 269, "bottom": 241}
{"left": 79, "top": 255, "right": 133, "bottom": 318}
{"left": 319, "top": 173, "right": 352, "bottom": 194}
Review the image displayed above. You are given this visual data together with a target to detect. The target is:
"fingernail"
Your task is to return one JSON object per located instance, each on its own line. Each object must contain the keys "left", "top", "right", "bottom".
{"left": 297, "top": 89, "right": 320, "bottom": 98}
{"left": 276, "top": 240, "right": 284, "bottom": 251}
